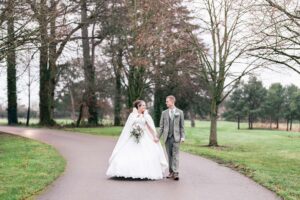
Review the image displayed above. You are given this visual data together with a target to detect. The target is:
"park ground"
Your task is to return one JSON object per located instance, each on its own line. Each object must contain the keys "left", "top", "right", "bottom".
{"left": 0, "top": 133, "right": 65, "bottom": 200}
{"left": 0, "top": 120, "right": 299, "bottom": 200}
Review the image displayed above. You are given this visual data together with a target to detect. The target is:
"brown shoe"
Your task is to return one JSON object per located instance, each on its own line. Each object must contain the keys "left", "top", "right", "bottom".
{"left": 173, "top": 173, "right": 179, "bottom": 180}
{"left": 166, "top": 172, "right": 174, "bottom": 179}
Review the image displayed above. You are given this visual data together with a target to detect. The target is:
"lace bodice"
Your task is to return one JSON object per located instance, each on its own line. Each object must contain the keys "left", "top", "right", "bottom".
{"left": 133, "top": 116, "right": 146, "bottom": 127}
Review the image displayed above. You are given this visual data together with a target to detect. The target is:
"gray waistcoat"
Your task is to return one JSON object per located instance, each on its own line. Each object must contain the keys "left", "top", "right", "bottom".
{"left": 168, "top": 115, "right": 174, "bottom": 138}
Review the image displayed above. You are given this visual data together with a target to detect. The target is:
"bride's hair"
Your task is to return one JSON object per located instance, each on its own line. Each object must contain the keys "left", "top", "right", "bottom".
{"left": 133, "top": 100, "right": 145, "bottom": 109}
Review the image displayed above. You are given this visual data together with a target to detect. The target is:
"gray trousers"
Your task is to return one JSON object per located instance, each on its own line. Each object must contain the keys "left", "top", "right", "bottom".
{"left": 165, "top": 135, "right": 180, "bottom": 174}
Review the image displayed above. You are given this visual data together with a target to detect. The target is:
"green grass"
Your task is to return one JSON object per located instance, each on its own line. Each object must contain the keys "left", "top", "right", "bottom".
{"left": 65, "top": 126, "right": 123, "bottom": 137}
{"left": 0, "top": 118, "right": 114, "bottom": 126}
{"left": 181, "top": 121, "right": 300, "bottom": 200}
{"left": 0, "top": 133, "right": 66, "bottom": 200}
{"left": 66, "top": 120, "right": 300, "bottom": 200}
{"left": 0, "top": 118, "right": 74, "bottom": 126}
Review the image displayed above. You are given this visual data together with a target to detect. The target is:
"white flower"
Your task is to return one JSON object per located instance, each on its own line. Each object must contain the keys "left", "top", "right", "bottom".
{"left": 174, "top": 112, "right": 180, "bottom": 117}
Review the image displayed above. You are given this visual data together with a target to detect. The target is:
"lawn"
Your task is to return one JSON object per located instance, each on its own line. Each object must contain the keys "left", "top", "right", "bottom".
{"left": 0, "top": 133, "right": 66, "bottom": 200}
{"left": 67, "top": 120, "right": 300, "bottom": 200}
{"left": 0, "top": 118, "right": 114, "bottom": 126}
{"left": 0, "top": 118, "right": 73, "bottom": 126}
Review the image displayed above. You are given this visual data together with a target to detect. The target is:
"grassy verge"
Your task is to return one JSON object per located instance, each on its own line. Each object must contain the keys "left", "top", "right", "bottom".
{"left": 66, "top": 121, "right": 300, "bottom": 200}
{"left": 0, "top": 133, "right": 66, "bottom": 200}
{"left": 0, "top": 118, "right": 114, "bottom": 126}
{"left": 65, "top": 126, "right": 122, "bottom": 137}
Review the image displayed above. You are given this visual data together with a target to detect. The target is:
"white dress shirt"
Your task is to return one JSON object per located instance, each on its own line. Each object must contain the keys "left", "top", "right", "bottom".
{"left": 169, "top": 107, "right": 176, "bottom": 119}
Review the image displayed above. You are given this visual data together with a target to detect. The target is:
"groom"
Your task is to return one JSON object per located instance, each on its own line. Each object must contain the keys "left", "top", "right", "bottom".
{"left": 158, "top": 95, "right": 185, "bottom": 180}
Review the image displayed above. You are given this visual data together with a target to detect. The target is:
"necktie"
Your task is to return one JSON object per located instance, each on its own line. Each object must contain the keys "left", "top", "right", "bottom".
{"left": 171, "top": 109, "right": 174, "bottom": 120}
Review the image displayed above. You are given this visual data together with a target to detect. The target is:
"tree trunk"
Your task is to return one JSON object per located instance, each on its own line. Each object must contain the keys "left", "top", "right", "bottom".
{"left": 190, "top": 110, "right": 195, "bottom": 128}
{"left": 39, "top": 41, "right": 51, "bottom": 125}
{"left": 269, "top": 116, "right": 272, "bottom": 129}
{"left": 237, "top": 115, "right": 240, "bottom": 130}
{"left": 290, "top": 118, "right": 293, "bottom": 131}
{"left": 249, "top": 115, "right": 253, "bottom": 129}
{"left": 114, "top": 71, "right": 122, "bottom": 126}
{"left": 68, "top": 85, "right": 76, "bottom": 121}
{"left": 76, "top": 103, "right": 84, "bottom": 127}
{"left": 209, "top": 99, "right": 218, "bottom": 146}
{"left": 38, "top": 0, "right": 52, "bottom": 126}
{"left": 26, "top": 65, "right": 31, "bottom": 127}
{"left": 81, "top": 0, "right": 98, "bottom": 125}
{"left": 6, "top": 0, "right": 18, "bottom": 125}
{"left": 248, "top": 114, "right": 251, "bottom": 129}
{"left": 26, "top": 105, "right": 30, "bottom": 126}
{"left": 286, "top": 118, "right": 289, "bottom": 131}
{"left": 113, "top": 49, "right": 122, "bottom": 126}
{"left": 276, "top": 118, "right": 279, "bottom": 129}
{"left": 153, "top": 83, "right": 164, "bottom": 127}
{"left": 66, "top": 64, "right": 76, "bottom": 122}
{"left": 49, "top": 49, "right": 57, "bottom": 122}
{"left": 49, "top": 0, "right": 58, "bottom": 122}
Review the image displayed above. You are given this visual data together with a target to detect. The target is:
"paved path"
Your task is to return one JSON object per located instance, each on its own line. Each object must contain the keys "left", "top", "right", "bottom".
{"left": 0, "top": 126, "right": 281, "bottom": 200}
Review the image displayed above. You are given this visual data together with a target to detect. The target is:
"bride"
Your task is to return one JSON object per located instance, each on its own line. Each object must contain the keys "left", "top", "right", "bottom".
{"left": 106, "top": 100, "right": 168, "bottom": 180}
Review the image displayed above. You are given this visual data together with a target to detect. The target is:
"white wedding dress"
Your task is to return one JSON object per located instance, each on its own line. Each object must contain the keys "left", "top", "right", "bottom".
{"left": 106, "top": 108, "right": 168, "bottom": 180}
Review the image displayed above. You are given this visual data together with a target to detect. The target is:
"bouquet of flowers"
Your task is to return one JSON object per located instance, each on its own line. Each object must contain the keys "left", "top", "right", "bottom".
{"left": 130, "top": 123, "right": 144, "bottom": 143}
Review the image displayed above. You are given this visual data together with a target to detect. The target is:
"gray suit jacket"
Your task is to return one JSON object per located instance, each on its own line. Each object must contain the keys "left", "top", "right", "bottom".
{"left": 159, "top": 108, "right": 185, "bottom": 143}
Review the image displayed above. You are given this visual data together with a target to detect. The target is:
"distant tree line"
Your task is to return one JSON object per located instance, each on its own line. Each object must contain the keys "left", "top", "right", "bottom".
{"left": 223, "top": 76, "right": 300, "bottom": 131}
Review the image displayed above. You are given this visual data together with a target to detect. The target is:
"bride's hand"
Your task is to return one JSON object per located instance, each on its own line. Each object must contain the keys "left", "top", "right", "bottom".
{"left": 153, "top": 137, "right": 160, "bottom": 143}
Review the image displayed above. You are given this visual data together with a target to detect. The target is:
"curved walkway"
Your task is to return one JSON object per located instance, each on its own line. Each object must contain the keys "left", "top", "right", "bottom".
{"left": 0, "top": 126, "right": 281, "bottom": 200}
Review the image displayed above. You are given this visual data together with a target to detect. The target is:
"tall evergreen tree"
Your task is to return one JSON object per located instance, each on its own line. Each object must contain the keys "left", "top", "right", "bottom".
{"left": 263, "top": 83, "right": 285, "bottom": 129}
{"left": 223, "top": 85, "right": 246, "bottom": 129}
{"left": 243, "top": 77, "right": 267, "bottom": 129}
{"left": 283, "top": 85, "right": 300, "bottom": 131}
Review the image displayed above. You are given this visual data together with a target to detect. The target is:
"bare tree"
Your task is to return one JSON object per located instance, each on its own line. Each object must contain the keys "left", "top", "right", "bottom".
{"left": 76, "top": 0, "right": 110, "bottom": 126}
{"left": 24, "top": 0, "right": 104, "bottom": 125}
{"left": 1, "top": 0, "right": 41, "bottom": 125}
{"left": 249, "top": 0, "right": 300, "bottom": 74}
{"left": 25, "top": 51, "right": 39, "bottom": 126}
{"left": 189, "top": 0, "right": 261, "bottom": 146}
{"left": 80, "top": 0, "right": 97, "bottom": 125}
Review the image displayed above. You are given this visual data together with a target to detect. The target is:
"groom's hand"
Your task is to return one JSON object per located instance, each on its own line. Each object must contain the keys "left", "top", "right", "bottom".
{"left": 180, "top": 138, "right": 185, "bottom": 143}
